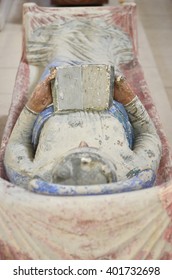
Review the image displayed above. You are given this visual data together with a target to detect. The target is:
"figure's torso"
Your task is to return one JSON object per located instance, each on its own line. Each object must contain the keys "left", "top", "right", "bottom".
{"left": 33, "top": 110, "right": 140, "bottom": 182}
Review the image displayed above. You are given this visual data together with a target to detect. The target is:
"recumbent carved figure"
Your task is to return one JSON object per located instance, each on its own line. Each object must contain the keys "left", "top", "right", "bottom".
{"left": 4, "top": 63, "right": 162, "bottom": 195}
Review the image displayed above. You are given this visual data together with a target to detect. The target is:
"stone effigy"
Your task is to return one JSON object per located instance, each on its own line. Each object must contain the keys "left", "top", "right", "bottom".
{"left": 0, "top": 3, "right": 172, "bottom": 260}
{"left": 4, "top": 62, "right": 162, "bottom": 194}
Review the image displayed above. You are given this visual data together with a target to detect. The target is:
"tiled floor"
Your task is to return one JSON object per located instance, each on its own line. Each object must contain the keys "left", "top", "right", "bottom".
{"left": 135, "top": 0, "right": 172, "bottom": 148}
{"left": 136, "top": 0, "right": 172, "bottom": 109}
{"left": 0, "top": 0, "right": 172, "bottom": 147}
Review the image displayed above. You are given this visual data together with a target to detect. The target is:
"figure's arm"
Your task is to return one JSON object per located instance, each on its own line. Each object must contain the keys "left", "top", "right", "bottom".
{"left": 4, "top": 69, "right": 57, "bottom": 186}
{"left": 4, "top": 107, "right": 38, "bottom": 185}
{"left": 114, "top": 76, "right": 162, "bottom": 173}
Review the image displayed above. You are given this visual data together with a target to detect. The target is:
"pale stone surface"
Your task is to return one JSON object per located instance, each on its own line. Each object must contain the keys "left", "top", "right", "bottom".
{"left": 1, "top": 1, "right": 172, "bottom": 146}
{"left": 0, "top": 1, "right": 172, "bottom": 261}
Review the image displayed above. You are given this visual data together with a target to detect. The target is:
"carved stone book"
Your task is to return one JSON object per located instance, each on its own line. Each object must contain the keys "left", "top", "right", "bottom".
{"left": 51, "top": 64, "right": 114, "bottom": 112}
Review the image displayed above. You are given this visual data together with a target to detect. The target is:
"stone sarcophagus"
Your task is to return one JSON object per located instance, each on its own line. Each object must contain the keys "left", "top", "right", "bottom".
{"left": 0, "top": 3, "right": 172, "bottom": 261}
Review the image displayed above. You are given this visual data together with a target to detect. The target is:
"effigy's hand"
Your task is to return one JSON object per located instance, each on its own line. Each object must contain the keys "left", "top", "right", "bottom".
{"left": 26, "top": 68, "right": 57, "bottom": 113}
{"left": 114, "top": 75, "right": 136, "bottom": 105}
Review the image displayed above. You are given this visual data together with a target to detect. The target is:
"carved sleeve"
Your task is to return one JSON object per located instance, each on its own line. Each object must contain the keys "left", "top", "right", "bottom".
{"left": 4, "top": 107, "right": 37, "bottom": 186}
{"left": 125, "top": 96, "right": 162, "bottom": 173}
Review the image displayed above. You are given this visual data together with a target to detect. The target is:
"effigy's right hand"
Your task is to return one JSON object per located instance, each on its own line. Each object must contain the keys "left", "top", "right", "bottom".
{"left": 26, "top": 68, "right": 57, "bottom": 113}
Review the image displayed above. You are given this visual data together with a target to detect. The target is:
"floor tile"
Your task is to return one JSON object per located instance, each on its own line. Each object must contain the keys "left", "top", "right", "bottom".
{"left": 135, "top": 0, "right": 172, "bottom": 16}
{"left": 141, "top": 66, "right": 172, "bottom": 144}
{"left": 165, "top": 87, "right": 172, "bottom": 110}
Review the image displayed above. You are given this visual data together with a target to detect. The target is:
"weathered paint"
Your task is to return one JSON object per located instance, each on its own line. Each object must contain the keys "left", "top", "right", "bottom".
{"left": 0, "top": 3, "right": 172, "bottom": 260}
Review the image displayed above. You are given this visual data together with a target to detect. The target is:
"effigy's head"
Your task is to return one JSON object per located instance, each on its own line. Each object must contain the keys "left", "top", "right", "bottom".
{"left": 52, "top": 146, "right": 117, "bottom": 185}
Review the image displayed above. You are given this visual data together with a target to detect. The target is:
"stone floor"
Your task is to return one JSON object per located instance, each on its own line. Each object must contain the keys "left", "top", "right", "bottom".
{"left": 136, "top": 0, "right": 172, "bottom": 109}
{"left": 0, "top": 0, "right": 172, "bottom": 147}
